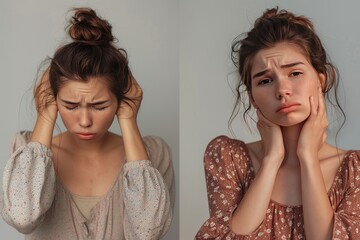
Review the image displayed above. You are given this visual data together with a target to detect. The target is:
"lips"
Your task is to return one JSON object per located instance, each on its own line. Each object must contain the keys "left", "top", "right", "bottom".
{"left": 76, "top": 133, "right": 95, "bottom": 140}
{"left": 276, "top": 103, "right": 301, "bottom": 113}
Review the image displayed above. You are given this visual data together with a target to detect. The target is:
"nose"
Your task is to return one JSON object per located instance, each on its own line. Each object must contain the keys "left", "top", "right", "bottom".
{"left": 79, "top": 108, "right": 92, "bottom": 128}
{"left": 276, "top": 79, "right": 292, "bottom": 100}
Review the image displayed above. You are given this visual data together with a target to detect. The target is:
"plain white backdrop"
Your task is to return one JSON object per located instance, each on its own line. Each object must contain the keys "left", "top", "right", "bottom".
{"left": 180, "top": 0, "right": 360, "bottom": 239}
{"left": 0, "top": 0, "right": 179, "bottom": 239}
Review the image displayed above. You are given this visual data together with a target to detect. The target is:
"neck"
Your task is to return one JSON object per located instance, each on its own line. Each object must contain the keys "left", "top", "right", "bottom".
{"left": 280, "top": 123, "right": 304, "bottom": 167}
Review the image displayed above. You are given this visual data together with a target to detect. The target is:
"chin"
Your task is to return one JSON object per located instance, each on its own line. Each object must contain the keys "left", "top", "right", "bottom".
{"left": 274, "top": 114, "right": 310, "bottom": 127}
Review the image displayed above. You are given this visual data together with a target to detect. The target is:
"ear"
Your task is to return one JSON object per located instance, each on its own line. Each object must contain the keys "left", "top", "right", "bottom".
{"left": 318, "top": 73, "right": 326, "bottom": 91}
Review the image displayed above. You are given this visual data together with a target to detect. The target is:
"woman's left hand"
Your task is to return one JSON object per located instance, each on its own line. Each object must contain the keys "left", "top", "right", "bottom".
{"left": 297, "top": 86, "right": 328, "bottom": 161}
{"left": 116, "top": 75, "right": 143, "bottom": 120}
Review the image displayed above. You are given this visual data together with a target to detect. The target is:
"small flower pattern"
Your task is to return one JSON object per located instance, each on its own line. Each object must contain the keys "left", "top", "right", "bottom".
{"left": 196, "top": 136, "right": 360, "bottom": 239}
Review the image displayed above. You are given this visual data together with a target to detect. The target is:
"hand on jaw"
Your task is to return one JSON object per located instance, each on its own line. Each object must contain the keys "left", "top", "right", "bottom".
{"left": 256, "top": 109, "right": 285, "bottom": 169}
{"left": 297, "top": 86, "right": 328, "bottom": 163}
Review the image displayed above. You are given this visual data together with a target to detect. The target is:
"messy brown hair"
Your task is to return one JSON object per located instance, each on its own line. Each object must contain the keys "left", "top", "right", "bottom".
{"left": 35, "top": 8, "right": 132, "bottom": 112}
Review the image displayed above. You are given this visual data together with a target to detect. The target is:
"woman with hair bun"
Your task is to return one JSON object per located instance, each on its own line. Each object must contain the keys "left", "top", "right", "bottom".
{"left": 1, "top": 8, "right": 174, "bottom": 240}
{"left": 196, "top": 8, "right": 360, "bottom": 240}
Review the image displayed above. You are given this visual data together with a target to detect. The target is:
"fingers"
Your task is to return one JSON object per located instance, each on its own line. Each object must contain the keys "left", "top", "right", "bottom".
{"left": 309, "top": 86, "right": 326, "bottom": 118}
{"left": 117, "top": 75, "right": 143, "bottom": 119}
{"left": 307, "top": 86, "right": 328, "bottom": 134}
{"left": 126, "top": 75, "right": 143, "bottom": 100}
{"left": 317, "top": 86, "right": 326, "bottom": 115}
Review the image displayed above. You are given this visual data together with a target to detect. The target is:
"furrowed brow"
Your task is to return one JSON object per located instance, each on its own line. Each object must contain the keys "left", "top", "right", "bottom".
{"left": 252, "top": 62, "right": 305, "bottom": 79}
{"left": 252, "top": 69, "right": 270, "bottom": 80}
{"left": 280, "top": 62, "right": 305, "bottom": 69}
{"left": 60, "top": 99, "right": 79, "bottom": 105}
{"left": 89, "top": 100, "right": 110, "bottom": 106}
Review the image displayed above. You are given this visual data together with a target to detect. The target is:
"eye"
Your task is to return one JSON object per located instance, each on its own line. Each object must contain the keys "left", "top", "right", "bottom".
{"left": 64, "top": 105, "right": 78, "bottom": 110}
{"left": 290, "top": 71, "right": 303, "bottom": 78}
{"left": 92, "top": 106, "right": 108, "bottom": 111}
{"left": 258, "top": 78, "right": 272, "bottom": 86}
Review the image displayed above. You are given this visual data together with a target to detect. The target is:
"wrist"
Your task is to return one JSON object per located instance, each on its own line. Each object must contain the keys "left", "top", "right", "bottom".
{"left": 37, "top": 114, "right": 57, "bottom": 129}
{"left": 31, "top": 115, "right": 56, "bottom": 147}
{"left": 118, "top": 118, "right": 148, "bottom": 162}
{"left": 38, "top": 108, "right": 58, "bottom": 123}
{"left": 261, "top": 156, "right": 282, "bottom": 172}
{"left": 297, "top": 150, "right": 318, "bottom": 164}
{"left": 118, "top": 117, "right": 138, "bottom": 130}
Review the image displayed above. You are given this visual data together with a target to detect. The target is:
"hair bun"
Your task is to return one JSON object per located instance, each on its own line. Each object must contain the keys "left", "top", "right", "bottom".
{"left": 256, "top": 7, "right": 314, "bottom": 31}
{"left": 68, "top": 8, "right": 114, "bottom": 45}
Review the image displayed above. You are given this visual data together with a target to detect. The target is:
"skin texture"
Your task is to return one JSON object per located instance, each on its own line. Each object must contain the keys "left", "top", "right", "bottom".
{"left": 57, "top": 78, "right": 118, "bottom": 144}
{"left": 250, "top": 43, "right": 324, "bottom": 127}
{"left": 229, "top": 42, "right": 343, "bottom": 240}
{"left": 31, "top": 72, "right": 148, "bottom": 196}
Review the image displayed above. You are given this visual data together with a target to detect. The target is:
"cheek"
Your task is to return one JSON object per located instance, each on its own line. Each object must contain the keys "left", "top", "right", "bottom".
{"left": 58, "top": 110, "right": 74, "bottom": 128}
{"left": 252, "top": 91, "right": 268, "bottom": 109}
{"left": 97, "top": 108, "right": 117, "bottom": 124}
{"left": 97, "top": 113, "right": 116, "bottom": 129}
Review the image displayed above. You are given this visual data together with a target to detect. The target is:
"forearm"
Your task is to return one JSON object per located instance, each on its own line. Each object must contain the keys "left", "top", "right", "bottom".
{"left": 31, "top": 115, "right": 56, "bottom": 147}
{"left": 118, "top": 118, "right": 149, "bottom": 162}
{"left": 300, "top": 158, "right": 334, "bottom": 240}
{"left": 230, "top": 160, "right": 278, "bottom": 235}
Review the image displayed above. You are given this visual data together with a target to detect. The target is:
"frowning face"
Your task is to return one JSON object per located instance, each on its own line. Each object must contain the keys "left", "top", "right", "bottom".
{"left": 57, "top": 77, "right": 118, "bottom": 141}
{"left": 250, "top": 42, "right": 325, "bottom": 127}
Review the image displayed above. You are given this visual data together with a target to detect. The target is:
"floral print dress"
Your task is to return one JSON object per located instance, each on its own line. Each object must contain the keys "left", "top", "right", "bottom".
{"left": 196, "top": 136, "right": 360, "bottom": 240}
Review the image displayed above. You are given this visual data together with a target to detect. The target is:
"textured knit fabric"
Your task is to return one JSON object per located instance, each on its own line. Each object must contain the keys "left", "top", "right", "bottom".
{"left": 2, "top": 131, "right": 175, "bottom": 240}
{"left": 196, "top": 135, "right": 360, "bottom": 240}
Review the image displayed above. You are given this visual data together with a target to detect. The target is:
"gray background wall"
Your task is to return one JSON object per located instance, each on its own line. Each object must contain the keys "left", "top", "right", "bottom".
{"left": 0, "top": 0, "right": 179, "bottom": 239}
{"left": 2, "top": 0, "right": 360, "bottom": 239}
{"left": 180, "top": 0, "right": 360, "bottom": 239}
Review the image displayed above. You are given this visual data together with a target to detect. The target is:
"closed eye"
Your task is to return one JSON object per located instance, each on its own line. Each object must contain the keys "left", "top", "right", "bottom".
{"left": 64, "top": 105, "right": 78, "bottom": 110}
{"left": 92, "top": 106, "right": 108, "bottom": 111}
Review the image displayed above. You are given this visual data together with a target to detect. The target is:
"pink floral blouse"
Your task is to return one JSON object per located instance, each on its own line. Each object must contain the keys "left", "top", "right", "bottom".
{"left": 196, "top": 136, "right": 360, "bottom": 240}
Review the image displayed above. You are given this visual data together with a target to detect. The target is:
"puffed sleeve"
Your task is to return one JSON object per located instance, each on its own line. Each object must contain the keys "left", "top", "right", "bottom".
{"left": 331, "top": 151, "right": 360, "bottom": 239}
{"left": 1, "top": 131, "right": 56, "bottom": 234}
{"left": 196, "top": 136, "right": 252, "bottom": 240}
{"left": 123, "top": 136, "right": 174, "bottom": 240}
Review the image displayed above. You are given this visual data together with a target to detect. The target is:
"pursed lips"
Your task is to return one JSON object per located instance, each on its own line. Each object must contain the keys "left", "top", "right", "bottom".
{"left": 276, "top": 103, "right": 301, "bottom": 112}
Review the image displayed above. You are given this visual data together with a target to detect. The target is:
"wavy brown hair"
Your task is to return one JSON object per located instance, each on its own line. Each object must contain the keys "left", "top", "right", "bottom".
{"left": 230, "top": 7, "right": 345, "bottom": 130}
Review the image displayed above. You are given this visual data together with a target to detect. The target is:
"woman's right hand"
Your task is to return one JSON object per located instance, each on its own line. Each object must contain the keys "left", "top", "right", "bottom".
{"left": 34, "top": 68, "right": 58, "bottom": 123}
{"left": 256, "top": 109, "right": 284, "bottom": 167}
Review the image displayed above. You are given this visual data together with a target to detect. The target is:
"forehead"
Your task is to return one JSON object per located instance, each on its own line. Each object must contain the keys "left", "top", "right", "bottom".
{"left": 251, "top": 42, "right": 310, "bottom": 74}
{"left": 58, "top": 77, "right": 113, "bottom": 99}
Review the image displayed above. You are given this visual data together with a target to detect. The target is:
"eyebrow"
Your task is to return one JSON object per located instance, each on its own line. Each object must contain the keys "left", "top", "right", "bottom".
{"left": 60, "top": 99, "right": 110, "bottom": 106}
{"left": 252, "top": 61, "right": 305, "bottom": 79}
